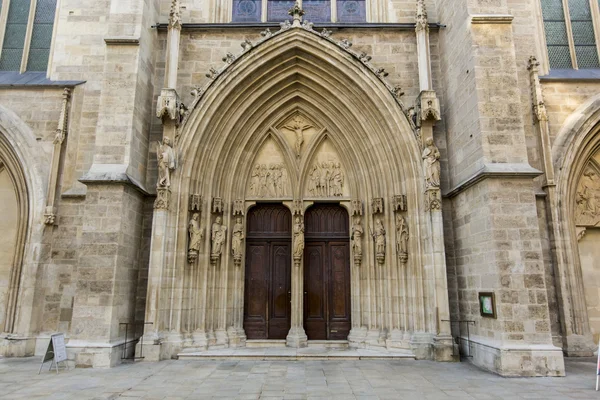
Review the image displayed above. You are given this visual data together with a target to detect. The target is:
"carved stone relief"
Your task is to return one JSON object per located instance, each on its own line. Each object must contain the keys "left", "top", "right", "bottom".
{"left": 373, "top": 218, "right": 386, "bottom": 265}
{"left": 576, "top": 166, "right": 600, "bottom": 226}
{"left": 395, "top": 214, "right": 409, "bottom": 264}
{"left": 351, "top": 216, "right": 364, "bottom": 267}
{"left": 249, "top": 163, "right": 289, "bottom": 198}
{"left": 372, "top": 198, "right": 384, "bottom": 214}
{"left": 211, "top": 216, "right": 227, "bottom": 264}
{"left": 293, "top": 215, "right": 305, "bottom": 267}
{"left": 280, "top": 115, "right": 313, "bottom": 158}
{"left": 231, "top": 217, "right": 244, "bottom": 265}
{"left": 307, "top": 160, "right": 344, "bottom": 197}
{"left": 423, "top": 137, "right": 441, "bottom": 211}
{"left": 188, "top": 213, "right": 204, "bottom": 263}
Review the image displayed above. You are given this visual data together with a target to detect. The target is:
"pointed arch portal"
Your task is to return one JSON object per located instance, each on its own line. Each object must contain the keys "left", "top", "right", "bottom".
{"left": 144, "top": 25, "right": 452, "bottom": 359}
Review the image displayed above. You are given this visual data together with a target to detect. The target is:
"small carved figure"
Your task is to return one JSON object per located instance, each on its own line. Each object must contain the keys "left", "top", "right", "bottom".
{"left": 422, "top": 137, "right": 441, "bottom": 189}
{"left": 283, "top": 116, "right": 313, "bottom": 158}
{"left": 351, "top": 216, "right": 363, "bottom": 258}
{"left": 293, "top": 216, "right": 305, "bottom": 260}
{"left": 332, "top": 162, "right": 344, "bottom": 196}
{"left": 188, "top": 213, "right": 203, "bottom": 263}
{"left": 396, "top": 214, "right": 409, "bottom": 264}
{"left": 250, "top": 165, "right": 260, "bottom": 196}
{"left": 157, "top": 137, "right": 176, "bottom": 188}
{"left": 211, "top": 216, "right": 227, "bottom": 258}
{"left": 231, "top": 217, "right": 244, "bottom": 262}
{"left": 308, "top": 160, "right": 344, "bottom": 197}
{"left": 373, "top": 218, "right": 386, "bottom": 259}
{"left": 249, "top": 163, "right": 288, "bottom": 198}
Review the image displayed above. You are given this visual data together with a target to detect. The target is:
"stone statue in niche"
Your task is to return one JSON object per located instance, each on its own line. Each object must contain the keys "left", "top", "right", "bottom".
{"left": 576, "top": 168, "right": 600, "bottom": 226}
{"left": 249, "top": 163, "right": 288, "bottom": 198}
{"left": 422, "top": 137, "right": 441, "bottom": 189}
{"left": 373, "top": 218, "right": 386, "bottom": 264}
{"left": 282, "top": 115, "right": 312, "bottom": 158}
{"left": 351, "top": 216, "right": 363, "bottom": 265}
{"left": 188, "top": 213, "right": 204, "bottom": 263}
{"left": 293, "top": 216, "right": 305, "bottom": 266}
{"left": 231, "top": 217, "right": 244, "bottom": 264}
{"left": 156, "top": 137, "right": 176, "bottom": 188}
{"left": 211, "top": 216, "right": 227, "bottom": 260}
{"left": 308, "top": 160, "right": 344, "bottom": 197}
{"left": 396, "top": 214, "right": 409, "bottom": 264}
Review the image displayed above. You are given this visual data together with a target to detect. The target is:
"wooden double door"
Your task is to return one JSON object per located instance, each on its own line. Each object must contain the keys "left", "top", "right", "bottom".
{"left": 304, "top": 204, "right": 351, "bottom": 340}
{"left": 243, "top": 203, "right": 351, "bottom": 341}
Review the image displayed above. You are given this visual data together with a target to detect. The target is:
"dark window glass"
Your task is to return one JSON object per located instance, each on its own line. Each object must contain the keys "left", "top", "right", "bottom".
{"left": 27, "top": 0, "right": 57, "bottom": 71}
{"left": 337, "top": 0, "right": 365, "bottom": 23}
{"left": 0, "top": 0, "right": 31, "bottom": 71}
{"left": 232, "top": 0, "right": 261, "bottom": 22}
{"left": 568, "top": 0, "right": 599, "bottom": 68}
{"left": 303, "top": 0, "right": 330, "bottom": 23}
{"left": 541, "top": 0, "right": 573, "bottom": 69}
{"left": 267, "top": 0, "right": 294, "bottom": 22}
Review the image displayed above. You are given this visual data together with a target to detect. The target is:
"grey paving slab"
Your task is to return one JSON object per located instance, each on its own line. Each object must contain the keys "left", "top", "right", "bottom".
{"left": 1, "top": 357, "right": 600, "bottom": 399}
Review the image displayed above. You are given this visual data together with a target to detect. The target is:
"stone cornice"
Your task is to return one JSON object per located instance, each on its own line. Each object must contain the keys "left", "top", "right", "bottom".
{"left": 153, "top": 22, "right": 445, "bottom": 31}
{"left": 104, "top": 36, "right": 140, "bottom": 45}
{"left": 443, "top": 163, "right": 542, "bottom": 198}
{"left": 470, "top": 14, "right": 514, "bottom": 24}
{"left": 79, "top": 164, "right": 150, "bottom": 196}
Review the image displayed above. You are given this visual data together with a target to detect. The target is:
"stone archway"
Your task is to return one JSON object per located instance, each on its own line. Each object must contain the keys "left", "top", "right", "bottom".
{"left": 550, "top": 94, "right": 600, "bottom": 355}
{"left": 143, "top": 24, "right": 453, "bottom": 360}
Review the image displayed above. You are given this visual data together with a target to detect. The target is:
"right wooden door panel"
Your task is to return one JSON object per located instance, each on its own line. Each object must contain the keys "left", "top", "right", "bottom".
{"left": 304, "top": 204, "right": 351, "bottom": 341}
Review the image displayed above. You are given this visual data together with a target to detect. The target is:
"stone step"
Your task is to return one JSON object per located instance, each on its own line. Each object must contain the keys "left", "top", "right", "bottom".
{"left": 177, "top": 347, "right": 416, "bottom": 361}
{"left": 246, "top": 340, "right": 287, "bottom": 348}
{"left": 307, "top": 340, "right": 349, "bottom": 349}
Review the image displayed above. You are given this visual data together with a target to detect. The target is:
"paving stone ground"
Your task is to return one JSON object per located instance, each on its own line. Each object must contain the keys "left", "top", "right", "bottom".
{"left": 1, "top": 356, "right": 599, "bottom": 399}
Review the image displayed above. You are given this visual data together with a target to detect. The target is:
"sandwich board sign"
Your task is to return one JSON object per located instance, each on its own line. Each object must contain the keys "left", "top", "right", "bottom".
{"left": 38, "top": 333, "right": 68, "bottom": 374}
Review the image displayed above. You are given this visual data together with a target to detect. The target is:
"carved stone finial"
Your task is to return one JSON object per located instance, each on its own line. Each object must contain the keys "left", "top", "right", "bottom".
{"left": 222, "top": 52, "right": 236, "bottom": 64}
{"left": 260, "top": 28, "right": 272, "bottom": 38}
{"left": 241, "top": 39, "right": 253, "bottom": 51}
{"left": 527, "top": 55, "right": 540, "bottom": 72}
{"left": 339, "top": 39, "right": 352, "bottom": 49}
{"left": 288, "top": 1, "right": 305, "bottom": 27}
{"left": 358, "top": 52, "right": 372, "bottom": 63}
{"left": 320, "top": 28, "right": 332, "bottom": 38}
{"left": 206, "top": 67, "right": 219, "bottom": 80}
{"left": 280, "top": 20, "right": 292, "bottom": 31}
{"left": 169, "top": 0, "right": 182, "bottom": 30}
{"left": 302, "top": 20, "right": 314, "bottom": 31}
{"left": 416, "top": 0, "right": 428, "bottom": 33}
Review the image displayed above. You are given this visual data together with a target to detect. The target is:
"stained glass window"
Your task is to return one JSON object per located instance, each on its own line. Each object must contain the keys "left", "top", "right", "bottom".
{"left": 337, "top": 0, "right": 365, "bottom": 23}
{"left": 568, "top": 0, "right": 599, "bottom": 68}
{"left": 27, "top": 0, "right": 57, "bottom": 71}
{"left": 0, "top": 0, "right": 31, "bottom": 71}
{"left": 267, "top": 0, "right": 294, "bottom": 22}
{"left": 232, "top": 0, "right": 261, "bottom": 22}
{"left": 303, "top": 0, "right": 330, "bottom": 23}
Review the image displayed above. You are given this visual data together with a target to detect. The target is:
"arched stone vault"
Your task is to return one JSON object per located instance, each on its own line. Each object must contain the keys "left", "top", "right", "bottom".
{"left": 144, "top": 23, "right": 451, "bottom": 358}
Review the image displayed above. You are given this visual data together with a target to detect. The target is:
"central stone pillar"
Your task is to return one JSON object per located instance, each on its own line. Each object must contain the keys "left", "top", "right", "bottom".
{"left": 287, "top": 205, "right": 308, "bottom": 347}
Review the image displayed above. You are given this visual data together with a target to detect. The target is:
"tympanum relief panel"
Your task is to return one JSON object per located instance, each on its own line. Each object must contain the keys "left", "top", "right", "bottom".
{"left": 245, "top": 115, "right": 349, "bottom": 200}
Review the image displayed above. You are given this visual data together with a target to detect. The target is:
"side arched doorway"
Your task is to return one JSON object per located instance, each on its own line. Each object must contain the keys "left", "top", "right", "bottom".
{"left": 304, "top": 204, "right": 351, "bottom": 340}
{"left": 243, "top": 204, "right": 292, "bottom": 339}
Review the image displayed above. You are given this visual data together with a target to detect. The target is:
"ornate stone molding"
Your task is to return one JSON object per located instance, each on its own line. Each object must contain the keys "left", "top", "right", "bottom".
{"left": 156, "top": 88, "right": 181, "bottom": 123}
{"left": 154, "top": 188, "right": 171, "bottom": 210}
{"left": 351, "top": 199, "right": 363, "bottom": 216}
{"left": 392, "top": 195, "right": 407, "bottom": 212}
{"left": 212, "top": 197, "right": 224, "bottom": 214}
{"left": 169, "top": 0, "right": 182, "bottom": 30}
{"left": 189, "top": 194, "right": 202, "bottom": 212}
{"left": 44, "top": 88, "right": 71, "bottom": 225}
{"left": 372, "top": 198, "right": 384, "bottom": 215}
{"left": 415, "top": 0, "right": 428, "bottom": 33}
{"left": 233, "top": 200, "right": 244, "bottom": 216}
{"left": 418, "top": 90, "right": 441, "bottom": 122}
{"left": 178, "top": 4, "right": 418, "bottom": 139}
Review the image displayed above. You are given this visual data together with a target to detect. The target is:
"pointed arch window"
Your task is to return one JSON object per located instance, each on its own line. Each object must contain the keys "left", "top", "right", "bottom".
{"left": 540, "top": 0, "right": 600, "bottom": 69}
{"left": 0, "top": 0, "right": 58, "bottom": 72}
{"left": 232, "top": 0, "right": 366, "bottom": 23}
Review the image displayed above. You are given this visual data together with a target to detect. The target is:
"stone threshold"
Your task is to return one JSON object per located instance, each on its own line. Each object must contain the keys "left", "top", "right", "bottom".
{"left": 177, "top": 345, "right": 416, "bottom": 361}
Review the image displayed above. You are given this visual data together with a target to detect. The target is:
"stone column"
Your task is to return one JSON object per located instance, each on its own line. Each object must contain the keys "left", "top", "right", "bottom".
{"left": 287, "top": 206, "right": 307, "bottom": 347}
{"left": 348, "top": 200, "right": 367, "bottom": 346}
